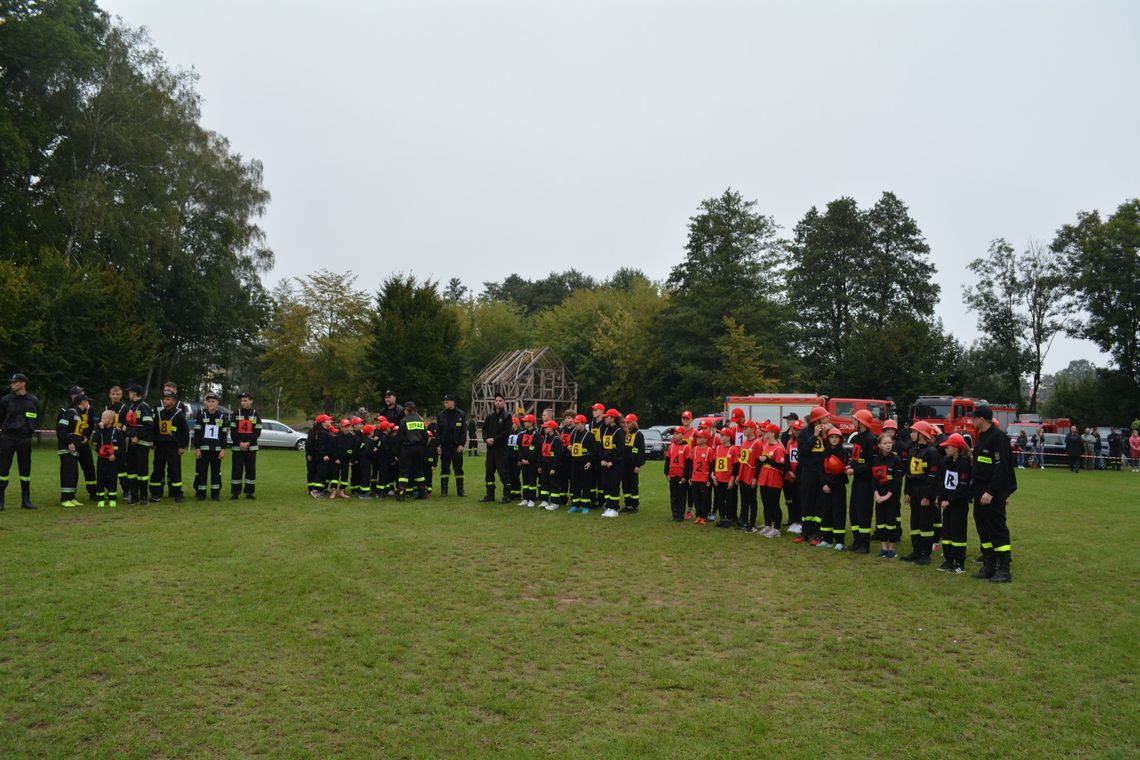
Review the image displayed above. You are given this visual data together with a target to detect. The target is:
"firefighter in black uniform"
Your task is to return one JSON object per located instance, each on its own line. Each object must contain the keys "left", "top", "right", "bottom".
{"left": 480, "top": 394, "right": 513, "bottom": 503}
{"left": 798, "top": 406, "right": 830, "bottom": 543}
{"left": 621, "top": 413, "right": 646, "bottom": 514}
{"left": 105, "top": 385, "right": 130, "bottom": 497}
{"left": 971, "top": 405, "right": 1016, "bottom": 583}
{"left": 229, "top": 391, "right": 262, "bottom": 499}
{"left": 193, "top": 392, "right": 228, "bottom": 501}
{"left": 66, "top": 386, "right": 99, "bottom": 501}
{"left": 57, "top": 393, "right": 91, "bottom": 506}
{"left": 598, "top": 409, "right": 627, "bottom": 517}
{"left": 378, "top": 390, "right": 405, "bottom": 427}
{"left": 0, "top": 373, "right": 40, "bottom": 510}
{"left": 123, "top": 384, "right": 154, "bottom": 505}
{"left": 423, "top": 418, "right": 440, "bottom": 496}
{"left": 150, "top": 390, "right": 189, "bottom": 502}
{"left": 588, "top": 403, "right": 606, "bottom": 507}
{"left": 91, "top": 410, "right": 125, "bottom": 508}
{"left": 437, "top": 394, "right": 467, "bottom": 497}
{"left": 848, "top": 409, "right": 879, "bottom": 554}
{"left": 900, "top": 421, "right": 941, "bottom": 566}
{"left": 396, "top": 401, "right": 429, "bottom": 501}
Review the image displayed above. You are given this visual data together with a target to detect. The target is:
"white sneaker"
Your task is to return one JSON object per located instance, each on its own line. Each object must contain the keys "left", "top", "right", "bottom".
{"left": 526, "top": 500, "right": 536, "bottom": 508}
{"left": 602, "top": 508, "right": 619, "bottom": 518}
{"left": 539, "top": 500, "right": 550, "bottom": 508}
{"left": 544, "top": 503, "right": 559, "bottom": 511}
{"left": 788, "top": 522, "right": 803, "bottom": 534}
{"left": 518, "top": 499, "right": 528, "bottom": 506}
{"left": 768, "top": 528, "right": 780, "bottom": 538}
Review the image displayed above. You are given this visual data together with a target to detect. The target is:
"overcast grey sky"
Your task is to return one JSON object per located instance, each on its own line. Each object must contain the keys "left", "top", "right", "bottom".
{"left": 101, "top": 0, "right": 1138, "bottom": 374}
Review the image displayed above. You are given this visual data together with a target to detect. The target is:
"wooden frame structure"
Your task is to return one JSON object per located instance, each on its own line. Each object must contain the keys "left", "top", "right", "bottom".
{"left": 470, "top": 347, "right": 578, "bottom": 422}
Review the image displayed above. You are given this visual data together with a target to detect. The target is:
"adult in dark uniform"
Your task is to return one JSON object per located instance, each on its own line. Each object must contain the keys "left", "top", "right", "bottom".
{"left": 479, "top": 394, "right": 512, "bottom": 503}
{"left": 123, "top": 384, "right": 154, "bottom": 504}
{"left": 229, "top": 391, "right": 262, "bottom": 499}
{"left": 0, "top": 373, "right": 40, "bottom": 510}
{"left": 396, "top": 401, "right": 428, "bottom": 501}
{"left": 437, "top": 394, "right": 467, "bottom": 496}
{"left": 193, "top": 392, "right": 228, "bottom": 501}
{"left": 66, "top": 385, "right": 99, "bottom": 501}
{"left": 378, "top": 390, "right": 405, "bottom": 428}
{"left": 150, "top": 390, "right": 189, "bottom": 502}
{"left": 971, "top": 405, "right": 1016, "bottom": 583}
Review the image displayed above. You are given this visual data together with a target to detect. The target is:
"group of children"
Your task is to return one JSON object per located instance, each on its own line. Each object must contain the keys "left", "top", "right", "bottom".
{"left": 304, "top": 415, "right": 438, "bottom": 499}
{"left": 661, "top": 405, "right": 1007, "bottom": 579}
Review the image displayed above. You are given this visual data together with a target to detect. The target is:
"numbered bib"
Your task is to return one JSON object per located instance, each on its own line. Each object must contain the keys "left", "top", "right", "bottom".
{"left": 571, "top": 442, "right": 584, "bottom": 457}
{"left": 738, "top": 448, "right": 751, "bottom": 464}
{"left": 602, "top": 434, "right": 615, "bottom": 450}
{"left": 237, "top": 419, "right": 255, "bottom": 434}
{"left": 872, "top": 464, "right": 888, "bottom": 483}
{"left": 204, "top": 424, "right": 219, "bottom": 440}
{"left": 789, "top": 448, "right": 799, "bottom": 463}
{"left": 158, "top": 419, "right": 173, "bottom": 436}
{"left": 715, "top": 457, "right": 729, "bottom": 473}
{"left": 910, "top": 458, "right": 926, "bottom": 476}
{"left": 944, "top": 471, "right": 959, "bottom": 490}
{"left": 541, "top": 443, "right": 553, "bottom": 457}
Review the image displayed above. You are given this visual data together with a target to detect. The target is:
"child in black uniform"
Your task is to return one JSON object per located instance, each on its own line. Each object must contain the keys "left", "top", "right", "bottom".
{"left": 871, "top": 433, "right": 904, "bottom": 559}
{"left": 819, "top": 427, "right": 850, "bottom": 550}
{"left": 937, "top": 433, "right": 973, "bottom": 574}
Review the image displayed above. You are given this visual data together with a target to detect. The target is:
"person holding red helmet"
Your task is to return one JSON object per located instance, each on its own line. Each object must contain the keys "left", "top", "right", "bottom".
{"left": 848, "top": 409, "right": 879, "bottom": 554}
{"left": 620, "top": 414, "right": 646, "bottom": 514}
{"left": 817, "top": 427, "right": 850, "bottom": 549}
{"left": 870, "top": 433, "right": 904, "bottom": 558}
{"left": 900, "top": 421, "right": 941, "bottom": 565}
{"left": 664, "top": 427, "right": 692, "bottom": 522}
{"left": 799, "top": 405, "right": 831, "bottom": 543}
{"left": 598, "top": 409, "right": 626, "bottom": 517}
{"left": 937, "top": 433, "right": 973, "bottom": 574}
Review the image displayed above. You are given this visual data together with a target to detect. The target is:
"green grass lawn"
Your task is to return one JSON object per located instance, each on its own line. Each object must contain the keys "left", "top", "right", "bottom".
{"left": 2, "top": 445, "right": 1138, "bottom": 758}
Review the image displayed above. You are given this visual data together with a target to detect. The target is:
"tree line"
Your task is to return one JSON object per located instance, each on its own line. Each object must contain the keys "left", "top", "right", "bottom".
{"left": 2, "top": 1, "right": 1136, "bottom": 425}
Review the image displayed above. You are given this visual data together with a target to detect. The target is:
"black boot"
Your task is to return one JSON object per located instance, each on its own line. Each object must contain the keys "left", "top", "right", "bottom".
{"left": 972, "top": 551, "right": 996, "bottom": 579}
{"left": 990, "top": 552, "right": 1012, "bottom": 583}
{"left": 456, "top": 477, "right": 465, "bottom": 497}
{"left": 440, "top": 478, "right": 448, "bottom": 497}
{"left": 899, "top": 539, "right": 921, "bottom": 562}
{"left": 478, "top": 487, "right": 495, "bottom": 503}
{"left": 914, "top": 538, "right": 932, "bottom": 566}
{"left": 21, "top": 485, "right": 37, "bottom": 509}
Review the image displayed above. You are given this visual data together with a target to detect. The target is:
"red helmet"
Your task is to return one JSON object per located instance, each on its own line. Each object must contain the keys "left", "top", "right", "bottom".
{"left": 542, "top": 420, "right": 558, "bottom": 429}
{"left": 731, "top": 407, "right": 745, "bottom": 420}
{"left": 882, "top": 419, "right": 899, "bottom": 432}
{"left": 808, "top": 406, "right": 830, "bottom": 424}
{"left": 522, "top": 414, "right": 537, "bottom": 423}
{"left": 511, "top": 416, "right": 520, "bottom": 425}
{"left": 339, "top": 418, "right": 351, "bottom": 428}
{"left": 314, "top": 414, "right": 332, "bottom": 424}
{"left": 681, "top": 410, "right": 693, "bottom": 420}
{"left": 591, "top": 403, "right": 605, "bottom": 411}
{"left": 825, "top": 426, "right": 842, "bottom": 439}
{"left": 624, "top": 413, "right": 638, "bottom": 423}
{"left": 604, "top": 408, "right": 621, "bottom": 418}
{"left": 912, "top": 421, "right": 935, "bottom": 440}
{"left": 350, "top": 416, "right": 363, "bottom": 425}
{"left": 362, "top": 424, "right": 374, "bottom": 435}
{"left": 673, "top": 426, "right": 688, "bottom": 436}
{"left": 940, "top": 433, "right": 969, "bottom": 450}
{"left": 824, "top": 454, "right": 847, "bottom": 475}
{"left": 790, "top": 419, "right": 804, "bottom": 431}
{"left": 573, "top": 414, "right": 587, "bottom": 424}
{"left": 854, "top": 409, "right": 875, "bottom": 429}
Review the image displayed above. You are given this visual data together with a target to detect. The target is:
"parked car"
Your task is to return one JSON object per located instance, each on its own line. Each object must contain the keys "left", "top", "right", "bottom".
{"left": 1040, "top": 432, "right": 1067, "bottom": 466}
{"left": 259, "top": 419, "right": 307, "bottom": 450}
{"left": 648, "top": 424, "right": 678, "bottom": 438}
{"left": 641, "top": 428, "right": 666, "bottom": 460}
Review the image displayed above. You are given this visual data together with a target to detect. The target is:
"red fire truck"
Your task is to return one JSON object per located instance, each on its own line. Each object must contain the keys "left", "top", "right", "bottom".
{"left": 909, "top": 396, "right": 1017, "bottom": 436}
{"left": 724, "top": 394, "right": 895, "bottom": 436}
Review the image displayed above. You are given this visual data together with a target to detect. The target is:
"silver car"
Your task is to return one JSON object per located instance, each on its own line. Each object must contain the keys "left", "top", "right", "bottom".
{"left": 259, "top": 419, "right": 307, "bottom": 450}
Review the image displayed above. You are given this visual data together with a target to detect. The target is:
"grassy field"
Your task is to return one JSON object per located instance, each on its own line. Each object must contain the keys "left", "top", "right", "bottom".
{"left": 1, "top": 445, "right": 1137, "bottom": 758}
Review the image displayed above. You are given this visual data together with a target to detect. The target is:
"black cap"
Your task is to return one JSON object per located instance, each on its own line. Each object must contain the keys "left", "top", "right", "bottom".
{"left": 974, "top": 405, "right": 993, "bottom": 421}
{"left": 443, "top": 394, "right": 455, "bottom": 401}
{"left": 69, "top": 385, "right": 84, "bottom": 395}
{"left": 384, "top": 389, "right": 396, "bottom": 397}
{"left": 162, "top": 390, "right": 176, "bottom": 398}
{"left": 783, "top": 412, "right": 799, "bottom": 420}
{"left": 73, "top": 394, "right": 89, "bottom": 404}
{"left": 128, "top": 384, "right": 145, "bottom": 395}
{"left": 204, "top": 392, "right": 219, "bottom": 400}
{"left": 238, "top": 391, "right": 252, "bottom": 399}
{"left": 404, "top": 401, "right": 416, "bottom": 410}
{"left": 9, "top": 373, "right": 28, "bottom": 383}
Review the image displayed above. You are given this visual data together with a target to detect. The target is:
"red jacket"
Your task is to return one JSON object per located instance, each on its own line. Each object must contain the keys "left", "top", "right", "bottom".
{"left": 689, "top": 445, "right": 714, "bottom": 484}
{"left": 737, "top": 438, "right": 763, "bottom": 486}
{"left": 665, "top": 441, "right": 690, "bottom": 478}
{"left": 757, "top": 440, "right": 787, "bottom": 489}
{"left": 713, "top": 444, "right": 740, "bottom": 484}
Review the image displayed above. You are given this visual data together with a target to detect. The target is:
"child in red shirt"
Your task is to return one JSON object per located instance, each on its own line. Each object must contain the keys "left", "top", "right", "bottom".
{"left": 713, "top": 428, "right": 740, "bottom": 528}
{"left": 664, "top": 427, "right": 691, "bottom": 522}
{"left": 736, "top": 421, "right": 762, "bottom": 532}
{"left": 688, "top": 430, "right": 714, "bottom": 524}
{"left": 758, "top": 421, "right": 787, "bottom": 537}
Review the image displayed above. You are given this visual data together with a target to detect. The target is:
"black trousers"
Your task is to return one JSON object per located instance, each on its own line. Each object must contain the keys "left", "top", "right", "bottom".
{"left": 399, "top": 445, "right": 426, "bottom": 492}
{"left": 691, "top": 481, "right": 710, "bottom": 519}
{"left": 621, "top": 464, "right": 640, "bottom": 508}
{"left": 669, "top": 477, "right": 688, "bottom": 520}
{"left": 0, "top": 435, "right": 34, "bottom": 501}
{"left": 556, "top": 461, "right": 570, "bottom": 505}
{"left": 77, "top": 444, "right": 97, "bottom": 498}
{"left": 439, "top": 447, "right": 464, "bottom": 494}
{"left": 599, "top": 461, "right": 621, "bottom": 508}
{"left": 195, "top": 450, "right": 223, "bottom": 497}
{"left": 849, "top": 477, "right": 875, "bottom": 546}
{"left": 539, "top": 465, "right": 558, "bottom": 502}
{"left": 150, "top": 443, "right": 183, "bottom": 498}
{"left": 59, "top": 451, "right": 79, "bottom": 501}
{"left": 783, "top": 476, "right": 800, "bottom": 525}
{"left": 974, "top": 491, "right": 1011, "bottom": 558}
{"left": 118, "top": 439, "right": 132, "bottom": 495}
{"left": 911, "top": 494, "right": 938, "bottom": 553}
{"left": 231, "top": 450, "right": 257, "bottom": 495}
{"left": 128, "top": 442, "right": 150, "bottom": 499}
{"left": 96, "top": 457, "right": 118, "bottom": 500}
{"left": 798, "top": 469, "right": 821, "bottom": 537}
{"left": 569, "top": 461, "right": 590, "bottom": 507}
{"left": 872, "top": 494, "right": 901, "bottom": 542}
{"left": 484, "top": 447, "right": 509, "bottom": 497}
{"left": 739, "top": 482, "right": 758, "bottom": 525}
{"left": 820, "top": 483, "right": 846, "bottom": 543}
{"left": 760, "top": 485, "right": 782, "bottom": 528}
{"left": 713, "top": 481, "right": 737, "bottom": 522}
{"left": 521, "top": 460, "right": 538, "bottom": 501}
{"left": 353, "top": 458, "right": 372, "bottom": 495}
{"left": 941, "top": 498, "right": 970, "bottom": 561}
{"left": 306, "top": 456, "right": 321, "bottom": 491}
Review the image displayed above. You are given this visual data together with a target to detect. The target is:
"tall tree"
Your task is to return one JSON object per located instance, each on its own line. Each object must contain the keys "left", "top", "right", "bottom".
{"left": 1052, "top": 199, "right": 1140, "bottom": 385}
{"left": 481, "top": 270, "right": 599, "bottom": 315}
{"left": 362, "top": 276, "right": 462, "bottom": 413}
{"left": 861, "top": 191, "right": 938, "bottom": 323}
{"left": 963, "top": 238, "right": 1067, "bottom": 411}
